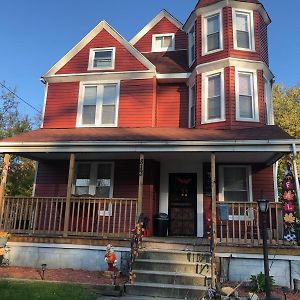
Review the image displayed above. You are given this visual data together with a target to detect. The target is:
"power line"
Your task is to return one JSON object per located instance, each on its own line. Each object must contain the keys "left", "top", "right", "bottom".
{"left": 0, "top": 82, "right": 42, "bottom": 114}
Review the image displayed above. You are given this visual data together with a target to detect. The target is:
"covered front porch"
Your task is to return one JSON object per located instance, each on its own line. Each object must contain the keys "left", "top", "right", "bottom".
{"left": 0, "top": 126, "right": 299, "bottom": 248}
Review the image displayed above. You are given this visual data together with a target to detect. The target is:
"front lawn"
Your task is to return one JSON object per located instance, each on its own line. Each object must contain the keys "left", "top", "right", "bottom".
{"left": 0, "top": 280, "right": 97, "bottom": 300}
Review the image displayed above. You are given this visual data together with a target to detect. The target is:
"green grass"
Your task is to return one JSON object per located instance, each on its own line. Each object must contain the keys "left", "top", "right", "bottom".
{"left": 0, "top": 280, "right": 97, "bottom": 300}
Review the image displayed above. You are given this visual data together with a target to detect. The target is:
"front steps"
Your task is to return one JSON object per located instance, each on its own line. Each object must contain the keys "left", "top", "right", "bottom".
{"left": 125, "top": 248, "right": 211, "bottom": 299}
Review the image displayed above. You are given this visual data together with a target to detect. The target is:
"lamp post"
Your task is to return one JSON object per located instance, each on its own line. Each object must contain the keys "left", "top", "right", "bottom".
{"left": 257, "top": 194, "right": 271, "bottom": 300}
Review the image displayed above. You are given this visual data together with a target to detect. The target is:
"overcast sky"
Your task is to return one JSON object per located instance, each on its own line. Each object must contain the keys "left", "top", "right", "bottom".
{"left": 0, "top": 0, "right": 299, "bottom": 118}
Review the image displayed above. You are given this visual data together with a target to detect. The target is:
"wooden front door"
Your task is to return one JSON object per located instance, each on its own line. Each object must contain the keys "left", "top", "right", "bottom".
{"left": 169, "top": 173, "right": 197, "bottom": 236}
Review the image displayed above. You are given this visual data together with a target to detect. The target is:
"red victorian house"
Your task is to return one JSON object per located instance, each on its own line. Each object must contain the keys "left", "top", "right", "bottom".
{"left": 0, "top": 0, "right": 299, "bottom": 251}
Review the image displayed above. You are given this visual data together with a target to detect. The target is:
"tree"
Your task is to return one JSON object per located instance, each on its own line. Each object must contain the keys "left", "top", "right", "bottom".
{"left": 0, "top": 83, "right": 35, "bottom": 196}
{"left": 273, "top": 84, "right": 300, "bottom": 196}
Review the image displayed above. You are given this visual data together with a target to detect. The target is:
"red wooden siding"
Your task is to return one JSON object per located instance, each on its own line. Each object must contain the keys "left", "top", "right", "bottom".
{"left": 56, "top": 29, "right": 148, "bottom": 74}
{"left": 156, "top": 83, "right": 188, "bottom": 128}
{"left": 118, "top": 79, "right": 154, "bottom": 127}
{"left": 43, "top": 82, "right": 79, "bottom": 129}
{"left": 133, "top": 17, "right": 187, "bottom": 53}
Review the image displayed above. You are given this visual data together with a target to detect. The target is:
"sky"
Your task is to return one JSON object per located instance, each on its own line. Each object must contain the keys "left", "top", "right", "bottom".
{"left": 0, "top": 0, "right": 299, "bottom": 119}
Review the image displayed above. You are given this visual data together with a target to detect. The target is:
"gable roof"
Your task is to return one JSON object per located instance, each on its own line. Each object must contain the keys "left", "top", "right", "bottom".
{"left": 130, "top": 10, "right": 183, "bottom": 46}
{"left": 43, "top": 20, "right": 155, "bottom": 77}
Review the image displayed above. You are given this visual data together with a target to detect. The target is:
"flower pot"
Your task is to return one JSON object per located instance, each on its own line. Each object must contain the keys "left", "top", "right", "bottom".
{"left": 0, "top": 237, "right": 8, "bottom": 247}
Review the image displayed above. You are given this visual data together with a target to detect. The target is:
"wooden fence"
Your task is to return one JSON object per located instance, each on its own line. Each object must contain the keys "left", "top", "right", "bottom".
{"left": 0, "top": 197, "right": 137, "bottom": 238}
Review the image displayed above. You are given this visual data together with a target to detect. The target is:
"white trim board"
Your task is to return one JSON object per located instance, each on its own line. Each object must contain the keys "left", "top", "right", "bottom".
{"left": 130, "top": 10, "right": 183, "bottom": 45}
{"left": 43, "top": 20, "right": 155, "bottom": 77}
{"left": 159, "top": 160, "right": 204, "bottom": 237}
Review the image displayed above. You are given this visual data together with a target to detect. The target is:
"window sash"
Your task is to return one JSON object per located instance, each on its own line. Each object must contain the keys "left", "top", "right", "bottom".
{"left": 189, "top": 85, "right": 196, "bottom": 128}
{"left": 206, "top": 73, "right": 222, "bottom": 121}
{"left": 93, "top": 50, "right": 113, "bottom": 68}
{"left": 153, "top": 34, "right": 174, "bottom": 51}
{"left": 238, "top": 72, "right": 254, "bottom": 119}
{"left": 206, "top": 14, "right": 220, "bottom": 52}
{"left": 80, "top": 84, "right": 118, "bottom": 126}
{"left": 189, "top": 25, "right": 195, "bottom": 64}
{"left": 235, "top": 12, "right": 252, "bottom": 49}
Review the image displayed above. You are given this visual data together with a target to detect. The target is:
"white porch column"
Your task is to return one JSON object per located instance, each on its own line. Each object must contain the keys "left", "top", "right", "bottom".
{"left": 0, "top": 154, "right": 10, "bottom": 227}
{"left": 63, "top": 153, "right": 75, "bottom": 237}
{"left": 137, "top": 153, "right": 145, "bottom": 218}
{"left": 292, "top": 143, "right": 300, "bottom": 214}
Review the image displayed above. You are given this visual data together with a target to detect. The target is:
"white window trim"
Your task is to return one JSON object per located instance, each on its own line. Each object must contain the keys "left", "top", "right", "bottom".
{"left": 189, "top": 83, "right": 196, "bottom": 128}
{"left": 188, "top": 23, "right": 196, "bottom": 66}
{"left": 152, "top": 33, "right": 175, "bottom": 52}
{"left": 202, "top": 9, "right": 223, "bottom": 56}
{"left": 202, "top": 69, "right": 225, "bottom": 124}
{"left": 88, "top": 47, "right": 116, "bottom": 71}
{"left": 235, "top": 68, "right": 259, "bottom": 122}
{"left": 263, "top": 75, "right": 274, "bottom": 125}
{"left": 218, "top": 165, "right": 253, "bottom": 221}
{"left": 232, "top": 8, "right": 256, "bottom": 52}
{"left": 76, "top": 80, "right": 120, "bottom": 128}
{"left": 73, "top": 161, "right": 115, "bottom": 217}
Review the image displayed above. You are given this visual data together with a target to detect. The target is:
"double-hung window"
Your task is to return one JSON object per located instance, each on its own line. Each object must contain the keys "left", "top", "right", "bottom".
{"left": 188, "top": 25, "right": 195, "bottom": 65}
{"left": 77, "top": 82, "right": 120, "bottom": 127}
{"left": 235, "top": 69, "right": 258, "bottom": 121}
{"left": 233, "top": 9, "right": 255, "bottom": 51}
{"left": 202, "top": 70, "right": 225, "bottom": 123}
{"left": 152, "top": 34, "right": 175, "bottom": 52}
{"left": 264, "top": 76, "right": 273, "bottom": 125}
{"left": 203, "top": 11, "right": 222, "bottom": 55}
{"left": 219, "top": 166, "right": 252, "bottom": 203}
{"left": 88, "top": 48, "right": 115, "bottom": 70}
{"left": 189, "top": 84, "right": 196, "bottom": 128}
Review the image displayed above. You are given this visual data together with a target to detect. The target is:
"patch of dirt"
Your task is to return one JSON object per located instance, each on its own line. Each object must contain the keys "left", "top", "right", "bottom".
{"left": 221, "top": 281, "right": 299, "bottom": 300}
{"left": 0, "top": 266, "right": 126, "bottom": 286}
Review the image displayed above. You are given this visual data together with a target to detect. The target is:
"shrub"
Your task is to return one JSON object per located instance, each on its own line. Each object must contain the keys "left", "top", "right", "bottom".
{"left": 250, "top": 272, "right": 274, "bottom": 293}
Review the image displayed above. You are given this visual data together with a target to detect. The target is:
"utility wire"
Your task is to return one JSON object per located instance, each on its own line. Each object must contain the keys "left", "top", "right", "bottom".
{"left": 0, "top": 81, "right": 42, "bottom": 114}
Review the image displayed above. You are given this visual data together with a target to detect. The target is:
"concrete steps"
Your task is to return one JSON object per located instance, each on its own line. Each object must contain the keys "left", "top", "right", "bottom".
{"left": 125, "top": 248, "right": 211, "bottom": 299}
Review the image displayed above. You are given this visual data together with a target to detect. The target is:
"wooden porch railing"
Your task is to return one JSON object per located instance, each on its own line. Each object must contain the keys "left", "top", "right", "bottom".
{"left": 0, "top": 197, "right": 137, "bottom": 238}
{"left": 216, "top": 201, "right": 294, "bottom": 247}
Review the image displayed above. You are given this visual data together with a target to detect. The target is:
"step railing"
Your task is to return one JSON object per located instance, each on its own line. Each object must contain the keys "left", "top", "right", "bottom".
{"left": 216, "top": 201, "right": 293, "bottom": 246}
{"left": 0, "top": 196, "right": 137, "bottom": 238}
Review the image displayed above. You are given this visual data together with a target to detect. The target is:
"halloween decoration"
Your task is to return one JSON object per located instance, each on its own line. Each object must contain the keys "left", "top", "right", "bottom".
{"left": 104, "top": 244, "right": 117, "bottom": 272}
{"left": 282, "top": 164, "right": 298, "bottom": 242}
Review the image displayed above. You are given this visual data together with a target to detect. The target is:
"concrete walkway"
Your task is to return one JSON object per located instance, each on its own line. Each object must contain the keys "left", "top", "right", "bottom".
{"left": 97, "top": 297, "right": 184, "bottom": 300}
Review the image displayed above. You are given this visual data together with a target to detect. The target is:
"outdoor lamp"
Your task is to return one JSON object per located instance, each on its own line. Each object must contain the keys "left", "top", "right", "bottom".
{"left": 41, "top": 263, "right": 47, "bottom": 280}
{"left": 257, "top": 195, "right": 269, "bottom": 213}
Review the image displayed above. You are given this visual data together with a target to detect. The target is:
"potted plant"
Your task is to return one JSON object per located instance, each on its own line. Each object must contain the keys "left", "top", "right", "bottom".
{"left": 0, "top": 231, "right": 10, "bottom": 248}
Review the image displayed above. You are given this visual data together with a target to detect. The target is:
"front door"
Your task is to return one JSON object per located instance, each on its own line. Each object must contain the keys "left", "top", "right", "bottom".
{"left": 168, "top": 173, "right": 197, "bottom": 236}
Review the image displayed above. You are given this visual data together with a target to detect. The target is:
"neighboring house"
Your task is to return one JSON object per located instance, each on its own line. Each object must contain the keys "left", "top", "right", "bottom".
{"left": 0, "top": 0, "right": 300, "bottom": 287}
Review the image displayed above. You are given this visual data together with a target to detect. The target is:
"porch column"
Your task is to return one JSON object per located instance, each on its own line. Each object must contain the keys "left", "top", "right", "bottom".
{"left": 292, "top": 144, "right": 300, "bottom": 213}
{"left": 63, "top": 153, "right": 75, "bottom": 237}
{"left": 0, "top": 154, "right": 10, "bottom": 228}
{"left": 210, "top": 153, "right": 217, "bottom": 289}
{"left": 137, "top": 153, "right": 145, "bottom": 218}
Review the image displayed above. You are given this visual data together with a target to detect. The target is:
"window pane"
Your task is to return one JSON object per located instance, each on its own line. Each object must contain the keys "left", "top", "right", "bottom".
{"left": 102, "top": 105, "right": 115, "bottom": 124}
{"left": 75, "top": 164, "right": 91, "bottom": 195}
{"left": 207, "top": 33, "right": 220, "bottom": 51}
{"left": 190, "top": 106, "right": 195, "bottom": 128}
{"left": 239, "top": 73, "right": 252, "bottom": 96}
{"left": 224, "top": 191, "right": 248, "bottom": 202}
{"left": 77, "top": 164, "right": 91, "bottom": 179}
{"left": 155, "top": 37, "right": 163, "bottom": 49}
{"left": 83, "top": 87, "right": 97, "bottom": 105}
{"left": 236, "top": 14, "right": 248, "bottom": 32}
{"left": 189, "top": 26, "right": 195, "bottom": 62}
{"left": 208, "top": 75, "right": 221, "bottom": 98}
{"left": 93, "top": 50, "right": 112, "bottom": 68}
{"left": 97, "top": 164, "right": 111, "bottom": 179}
{"left": 208, "top": 96, "right": 221, "bottom": 119}
{"left": 96, "top": 164, "right": 111, "bottom": 198}
{"left": 103, "top": 85, "right": 116, "bottom": 105}
{"left": 237, "top": 31, "right": 250, "bottom": 49}
{"left": 82, "top": 105, "right": 96, "bottom": 124}
{"left": 207, "top": 15, "right": 220, "bottom": 34}
{"left": 239, "top": 95, "right": 253, "bottom": 118}
{"left": 224, "top": 167, "right": 247, "bottom": 190}
{"left": 162, "top": 36, "right": 172, "bottom": 48}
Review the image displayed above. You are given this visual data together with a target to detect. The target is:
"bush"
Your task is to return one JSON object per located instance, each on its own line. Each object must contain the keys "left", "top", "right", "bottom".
{"left": 250, "top": 272, "right": 275, "bottom": 293}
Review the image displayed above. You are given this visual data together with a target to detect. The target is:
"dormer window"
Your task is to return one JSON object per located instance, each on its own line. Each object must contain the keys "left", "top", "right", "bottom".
{"left": 88, "top": 48, "right": 116, "bottom": 70}
{"left": 233, "top": 9, "right": 255, "bottom": 51}
{"left": 202, "top": 11, "right": 223, "bottom": 55}
{"left": 152, "top": 33, "right": 175, "bottom": 52}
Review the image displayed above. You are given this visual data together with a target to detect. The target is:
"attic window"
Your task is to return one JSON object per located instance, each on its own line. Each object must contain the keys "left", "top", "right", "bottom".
{"left": 152, "top": 33, "right": 175, "bottom": 52}
{"left": 88, "top": 48, "right": 116, "bottom": 70}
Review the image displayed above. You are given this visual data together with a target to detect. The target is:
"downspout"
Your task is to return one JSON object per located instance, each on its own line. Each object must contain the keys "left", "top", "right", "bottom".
{"left": 292, "top": 143, "right": 300, "bottom": 214}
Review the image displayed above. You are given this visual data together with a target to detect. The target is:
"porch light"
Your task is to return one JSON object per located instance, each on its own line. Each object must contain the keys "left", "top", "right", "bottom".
{"left": 257, "top": 194, "right": 269, "bottom": 213}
